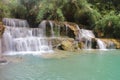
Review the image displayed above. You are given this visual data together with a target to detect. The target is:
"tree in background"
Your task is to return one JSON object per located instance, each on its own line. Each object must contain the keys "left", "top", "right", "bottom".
{"left": 0, "top": 0, "right": 11, "bottom": 20}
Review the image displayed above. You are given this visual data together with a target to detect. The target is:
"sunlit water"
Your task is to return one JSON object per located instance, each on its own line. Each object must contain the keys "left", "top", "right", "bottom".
{"left": 0, "top": 50, "right": 120, "bottom": 80}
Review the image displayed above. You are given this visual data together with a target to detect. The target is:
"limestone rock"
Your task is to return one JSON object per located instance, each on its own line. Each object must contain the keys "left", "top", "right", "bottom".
{"left": 50, "top": 37, "right": 75, "bottom": 50}
{"left": 60, "top": 40, "right": 74, "bottom": 51}
{"left": 0, "top": 22, "right": 5, "bottom": 38}
{"left": 49, "top": 37, "right": 78, "bottom": 51}
{"left": 78, "top": 42, "right": 84, "bottom": 49}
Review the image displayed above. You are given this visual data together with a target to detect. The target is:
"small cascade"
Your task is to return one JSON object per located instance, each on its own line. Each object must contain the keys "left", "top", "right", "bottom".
{"left": 38, "top": 20, "right": 109, "bottom": 50}
{"left": 2, "top": 19, "right": 53, "bottom": 55}
{"left": 3, "top": 18, "right": 29, "bottom": 27}
{"left": 80, "top": 29, "right": 95, "bottom": 39}
{"left": 49, "top": 21, "right": 55, "bottom": 37}
{"left": 107, "top": 41, "right": 115, "bottom": 49}
{"left": 39, "top": 20, "right": 69, "bottom": 37}
{"left": 80, "top": 29, "right": 95, "bottom": 49}
{"left": 97, "top": 39, "right": 106, "bottom": 49}
{"left": 76, "top": 25, "right": 95, "bottom": 49}
{"left": 39, "top": 20, "right": 97, "bottom": 49}
{"left": 84, "top": 38, "right": 92, "bottom": 49}
{"left": 38, "top": 20, "right": 47, "bottom": 36}
{"left": 64, "top": 23, "right": 71, "bottom": 37}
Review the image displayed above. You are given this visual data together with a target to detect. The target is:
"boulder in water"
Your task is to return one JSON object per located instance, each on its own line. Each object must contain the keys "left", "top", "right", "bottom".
{"left": 0, "top": 56, "right": 7, "bottom": 64}
{"left": 59, "top": 40, "right": 75, "bottom": 51}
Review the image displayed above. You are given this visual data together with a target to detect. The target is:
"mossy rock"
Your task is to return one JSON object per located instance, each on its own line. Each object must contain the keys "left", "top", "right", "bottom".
{"left": 78, "top": 42, "right": 84, "bottom": 49}
{"left": 60, "top": 40, "right": 74, "bottom": 51}
{"left": 0, "top": 22, "right": 5, "bottom": 38}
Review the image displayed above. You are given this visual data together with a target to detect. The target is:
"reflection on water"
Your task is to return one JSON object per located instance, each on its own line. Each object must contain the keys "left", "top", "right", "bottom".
{"left": 0, "top": 50, "right": 120, "bottom": 80}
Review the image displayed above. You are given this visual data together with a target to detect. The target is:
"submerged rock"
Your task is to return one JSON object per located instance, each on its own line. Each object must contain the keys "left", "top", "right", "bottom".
{"left": 0, "top": 59, "right": 7, "bottom": 64}
{"left": 0, "top": 55, "right": 7, "bottom": 64}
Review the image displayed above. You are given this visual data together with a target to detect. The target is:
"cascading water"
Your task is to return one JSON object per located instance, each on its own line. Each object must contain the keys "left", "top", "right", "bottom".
{"left": 3, "top": 18, "right": 29, "bottom": 27}
{"left": 80, "top": 29, "right": 95, "bottom": 49}
{"left": 38, "top": 20, "right": 107, "bottom": 50}
{"left": 39, "top": 20, "right": 67, "bottom": 37}
{"left": 76, "top": 25, "right": 95, "bottom": 49}
{"left": 49, "top": 21, "right": 55, "bottom": 37}
{"left": 2, "top": 18, "right": 53, "bottom": 55}
{"left": 97, "top": 39, "right": 106, "bottom": 49}
{"left": 107, "top": 41, "right": 115, "bottom": 49}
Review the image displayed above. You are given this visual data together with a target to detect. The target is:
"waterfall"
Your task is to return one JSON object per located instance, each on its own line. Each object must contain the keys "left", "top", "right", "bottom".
{"left": 97, "top": 39, "right": 106, "bottom": 49}
{"left": 2, "top": 19, "right": 53, "bottom": 55}
{"left": 3, "top": 18, "right": 29, "bottom": 27}
{"left": 38, "top": 20, "right": 47, "bottom": 36}
{"left": 107, "top": 41, "right": 115, "bottom": 49}
{"left": 76, "top": 25, "right": 95, "bottom": 49}
{"left": 80, "top": 29, "right": 95, "bottom": 49}
{"left": 39, "top": 20, "right": 62, "bottom": 37}
{"left": 80, "top": 29, "right": 95, "bottom": 39}
{"left": 84, "top": 38, "right": 92, "bottom": 49}
{"left": 49, "top": 21, "right": 55, "bottom": 37}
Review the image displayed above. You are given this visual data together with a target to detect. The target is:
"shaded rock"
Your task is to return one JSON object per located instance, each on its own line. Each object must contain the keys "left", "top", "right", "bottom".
{"left": 0, "top": 22, "right": 5, "bottom": 38}
{"left": 78, "top": 42, "right": 84, "bottom": 49}
{"left": 91, "top": 38, "right": 98, "bottom": 49}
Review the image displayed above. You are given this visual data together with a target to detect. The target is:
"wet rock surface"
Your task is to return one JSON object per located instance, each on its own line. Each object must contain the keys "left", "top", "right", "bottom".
{"left": 0, "top": 22, "right": 5, "bottom": 37}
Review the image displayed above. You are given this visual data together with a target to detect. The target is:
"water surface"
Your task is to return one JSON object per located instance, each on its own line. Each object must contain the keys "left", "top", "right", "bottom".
{"left": 0, "top": 50, "right": 120, "bottom": 80}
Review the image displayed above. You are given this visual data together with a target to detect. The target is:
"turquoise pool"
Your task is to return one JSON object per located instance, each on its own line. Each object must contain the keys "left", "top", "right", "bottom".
{"left": 0, "top": 50, "right": 120, "bottom": 80}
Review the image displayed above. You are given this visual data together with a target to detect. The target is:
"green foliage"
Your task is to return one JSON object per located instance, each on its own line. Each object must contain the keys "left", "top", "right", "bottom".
{"left": 0, "top": 1, "right": 11, "bottom": 19}
{"left": 36, "top": 0, "right": 66, "bottom": 22}
{"left": 95, "top": 11, "right": 120, "bottom": 38}
{"left": 73, "top": 0, "right": 101, "bottom": 29}
{"left": 10, "top": 3, "right": 27, "bottom": 18}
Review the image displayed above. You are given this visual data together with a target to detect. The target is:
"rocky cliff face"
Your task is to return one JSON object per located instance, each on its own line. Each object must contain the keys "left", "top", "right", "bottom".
{"left": 0, "top": 22, "right": 5, "bottom": 54}
{"left": 0, "top": 22, "right": 5, "bottom": 38}
{"left": 39, "top": 20, "right": 81, "bottom": 39}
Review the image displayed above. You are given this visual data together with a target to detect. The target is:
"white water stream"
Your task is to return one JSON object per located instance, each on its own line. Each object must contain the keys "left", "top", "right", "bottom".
{"left": 1, "top": 19, "right": 107, "bottom": 55}
{"left": 1, "top": 18, "right": 53, "bottom": 55}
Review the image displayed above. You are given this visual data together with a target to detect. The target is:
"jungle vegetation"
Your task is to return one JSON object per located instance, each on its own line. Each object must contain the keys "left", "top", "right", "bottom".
{"left": 0, "top": 0, "right": 120, "bottom": 38}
